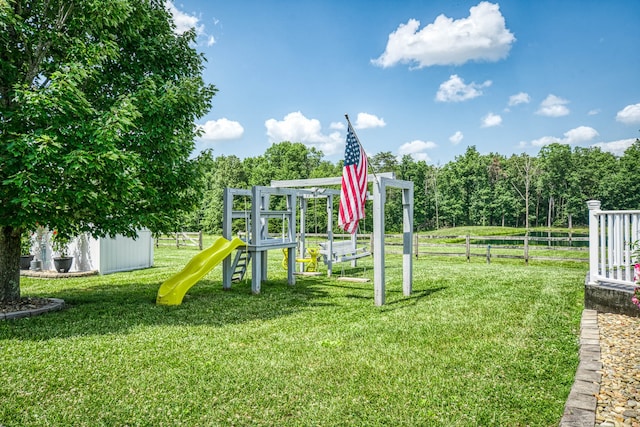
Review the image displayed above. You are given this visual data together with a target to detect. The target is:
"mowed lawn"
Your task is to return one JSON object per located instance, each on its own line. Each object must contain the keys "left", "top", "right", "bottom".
{"left": 0, "top": 237, "right": 586, "bottom": 426}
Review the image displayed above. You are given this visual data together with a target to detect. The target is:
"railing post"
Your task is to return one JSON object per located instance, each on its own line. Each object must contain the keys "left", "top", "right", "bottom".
{"left": 587, "top": 200, "right": 601, "bottom": 285}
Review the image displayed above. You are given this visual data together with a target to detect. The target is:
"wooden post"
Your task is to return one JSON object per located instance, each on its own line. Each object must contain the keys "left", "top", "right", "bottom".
{"left": 175, "top": 232, "right": 179, "bottom": 249}
{"left": 414, "top": 233, "right": 419, "bottom": 259}
{"left": 198, "top": 231, "right": 203, "bottom": 250}
{"left": 466, "top": 235, "right": 470, "bottom": 262}
{"left": 486, "top": 244, "right": 491, "bottom": 264}
{"left": 524, "top": 233, "right": 529, "bottom": 265}
{"left": 373, "top": 178, "right": 385, "bottom": 306}
{"left": 402, "top": 185, "right": 413, "bottom": 298}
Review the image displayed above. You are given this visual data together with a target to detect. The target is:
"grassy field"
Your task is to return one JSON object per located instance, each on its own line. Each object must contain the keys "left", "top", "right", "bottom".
{"left": 0, "top": 233, "right": 587, "bottom": 426}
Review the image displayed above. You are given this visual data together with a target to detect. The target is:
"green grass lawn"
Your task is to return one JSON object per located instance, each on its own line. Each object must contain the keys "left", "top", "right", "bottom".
{"left": 0, "top": 237, "right": 586, "bottom": 426}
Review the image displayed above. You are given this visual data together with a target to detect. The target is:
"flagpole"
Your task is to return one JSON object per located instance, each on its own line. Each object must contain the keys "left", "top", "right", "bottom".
{"left": 344, "top": 114, "right": 379, "bottom": 183}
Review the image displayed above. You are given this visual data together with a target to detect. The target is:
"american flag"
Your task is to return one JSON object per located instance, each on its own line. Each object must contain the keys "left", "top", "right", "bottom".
{"left": 338, "top": 124, "right": 368, "bottom": 234}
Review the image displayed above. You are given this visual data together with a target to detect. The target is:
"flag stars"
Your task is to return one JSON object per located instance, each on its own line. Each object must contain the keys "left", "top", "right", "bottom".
{"left": 344, "top": 133, "right": 360, "bottom": 166}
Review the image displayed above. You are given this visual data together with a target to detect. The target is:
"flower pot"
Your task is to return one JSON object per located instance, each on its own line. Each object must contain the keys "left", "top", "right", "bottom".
{"left": 30, "top": 259, "right": 42, "bottom": 271}
{"left": 20, "top": 255, "right": 34, "bottom": 270}
{"left": 53, "top": 257, "right": 73, "bottom": 273}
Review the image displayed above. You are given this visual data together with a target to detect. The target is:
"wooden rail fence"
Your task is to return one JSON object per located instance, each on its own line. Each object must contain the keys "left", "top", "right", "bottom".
{"left": 406, "top": 234, "right": 589, "bottom": 264}
{"left": 155, "top": 231, "right": 588, "bottom": 264}
{"left": 302, "top": 233, "right": 588, "bottom": 264}
{"left": 155, "top": 231, "right": 203, "bottom": 250}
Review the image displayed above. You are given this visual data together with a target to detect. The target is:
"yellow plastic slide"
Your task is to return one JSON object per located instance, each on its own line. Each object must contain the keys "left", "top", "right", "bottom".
{"left": 156, "top": 236, "right": 246, "bottom": 306}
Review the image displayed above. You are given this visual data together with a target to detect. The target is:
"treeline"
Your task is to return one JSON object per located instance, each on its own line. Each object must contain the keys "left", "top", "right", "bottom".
{"left": 179, "top": 139, "right": 640, "bottom": 234}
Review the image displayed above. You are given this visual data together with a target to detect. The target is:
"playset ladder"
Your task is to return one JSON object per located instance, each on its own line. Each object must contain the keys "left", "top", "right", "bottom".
{"left": 231, "top": 248, "right": 251, "bottom": 283}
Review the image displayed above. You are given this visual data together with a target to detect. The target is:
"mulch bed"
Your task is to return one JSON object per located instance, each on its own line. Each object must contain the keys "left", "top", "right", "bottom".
{"left": 0, "top": 297, "right": 53, "bottom": 314}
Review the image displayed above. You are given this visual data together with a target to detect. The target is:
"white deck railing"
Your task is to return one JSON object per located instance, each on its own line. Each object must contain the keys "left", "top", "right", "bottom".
{"left": 587, "top": 200, "right": 640, "bottom": 286}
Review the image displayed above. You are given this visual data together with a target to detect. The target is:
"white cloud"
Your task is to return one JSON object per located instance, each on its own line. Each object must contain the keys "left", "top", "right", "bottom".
{"left": 198, "top": 118, "right": 244, "bottom": 141}
{"left": 329, "top": 122, "right": 345, "bottom": 130}
{"left": 587, "top": 109, "right": 600, "bottom": 116}
{"left": 591, "top": 138, "right": 636, "bottom": 156}
{"left": 354, "top": 112, "right": 386, "bottom": 129}
{"left": 563, "top": 126, "right": 599, "bottom": 142}
{"left": 536, "top": 94, "right": 570, "bottom": 117}
{"left": 398, "top": 140, "right": 437, "bottom": 162}
{"left": 530, "top": 125, "right": 599, "bottom": 147}
{"left": 615, "top": 103, "right": 640, "bottom": 124}
{"left": 436, "top": 74, "right": 492, "bottom": 102}
{"left": 530, "top": 135, "right": 557, "bottom": 147}
{"left": 264, "top": 111, "right": 343, "bottom": 155}
{"left": 449, "top": 131, "right": 464, "bottom": 145}
{"left": 481, "top": 112, "right": 502, "bottom": 127}
{"left": 165, "top": 1, "right": 204, "bottom": 35}
{"left": 508, "top": 92, "right": 530, "bottom": 106}
{"left": 207, "top": 35, "right": 216, "bottom": 46}
{"left": 372, "top": 2, "right": 515, "bottom": 69}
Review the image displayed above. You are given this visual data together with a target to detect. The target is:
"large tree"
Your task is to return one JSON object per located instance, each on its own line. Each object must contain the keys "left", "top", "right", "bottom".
{"left": 537, "top": 143, "right": 573, "bottom": 227}
{"left": 0, "top": 0, "right": 216, "bottom": 302}
{"left": 505, "top": 153, "right": 537, "bottom": 230}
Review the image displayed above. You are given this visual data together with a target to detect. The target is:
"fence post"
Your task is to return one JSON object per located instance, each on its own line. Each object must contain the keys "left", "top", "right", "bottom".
{"left": 466, "top": 235, "right": 470, "bottom": 262}
{"left": 587, "top": 200, "right": 601, "bottom": 285}
{"left": 568, "top": 228, "right": 572, "bottom": 247}
{"left": 414, "top": 234, "right": 419, "bottom": 259}
{"left": 486, "top": 244, "right": 491, "bottom": 264}
{"left": 176, "top": 232, "right": 180, "bottom": 249}
{"left": 198, "top": 231, "right": 203, "bottom": 250}
{"left": 524, "top": 232, "right": 529, "bottom": 265}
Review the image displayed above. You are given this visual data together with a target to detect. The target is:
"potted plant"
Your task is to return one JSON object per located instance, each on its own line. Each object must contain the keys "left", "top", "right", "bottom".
{"left": 19, "top": 230, "right": 34, "bottom": 270}
{"left": 52, "top": 230, "right": 73, "bottom": 273}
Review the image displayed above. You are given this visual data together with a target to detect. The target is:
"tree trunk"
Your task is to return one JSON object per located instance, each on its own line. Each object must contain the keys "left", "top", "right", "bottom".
{"left": 0, "top": 226, "right": 22, "bottom": 303}
{"left": 524, "top": 185, "right": 530, "bottom": 230}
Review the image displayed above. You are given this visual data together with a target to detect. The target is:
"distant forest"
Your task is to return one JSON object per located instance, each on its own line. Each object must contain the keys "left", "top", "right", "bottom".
{"left": 180, "top": 139, "right": 640, "bottom": 234}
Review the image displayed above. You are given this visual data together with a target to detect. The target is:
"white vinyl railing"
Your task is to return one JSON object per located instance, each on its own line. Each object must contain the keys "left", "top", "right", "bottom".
{"left": 587, "top": 200, "right": 640, "bottom": 286}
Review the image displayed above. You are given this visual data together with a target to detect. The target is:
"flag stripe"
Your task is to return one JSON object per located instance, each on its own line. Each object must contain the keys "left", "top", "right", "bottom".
{"left": 338, "top": 124, "right": 368, "bottom": 234}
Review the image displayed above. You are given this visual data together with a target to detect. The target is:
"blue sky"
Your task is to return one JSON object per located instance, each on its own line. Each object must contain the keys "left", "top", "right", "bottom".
{"left": 167, "top": 0, "right": 640, "bottom": 164}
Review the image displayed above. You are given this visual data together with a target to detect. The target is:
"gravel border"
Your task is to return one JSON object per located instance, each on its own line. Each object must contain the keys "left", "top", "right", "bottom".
{"left": 559, "top": 309, "right": 602, "bottom": 426}
{"left": 595, "top": 313, "right": 640, "bottom": 426}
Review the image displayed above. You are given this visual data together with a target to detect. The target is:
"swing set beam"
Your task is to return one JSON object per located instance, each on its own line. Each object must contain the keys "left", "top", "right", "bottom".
{"left": 271, "top": 173, "right": 414, "bottom": 306}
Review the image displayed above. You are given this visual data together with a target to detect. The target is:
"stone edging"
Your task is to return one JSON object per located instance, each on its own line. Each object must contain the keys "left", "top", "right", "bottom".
{"left": 559, "top": 309, "right": 601, "bottom": 426}
{"left": 20, "top": 270, "right": 98, "bottom": 279}
{"left": 0, "top": 298, "right": 65, "bottom": 321}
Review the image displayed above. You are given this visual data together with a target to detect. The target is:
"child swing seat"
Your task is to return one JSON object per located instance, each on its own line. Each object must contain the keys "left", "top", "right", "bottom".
{"left": 318, "top": 240, "right": 370, "bottom": 264}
